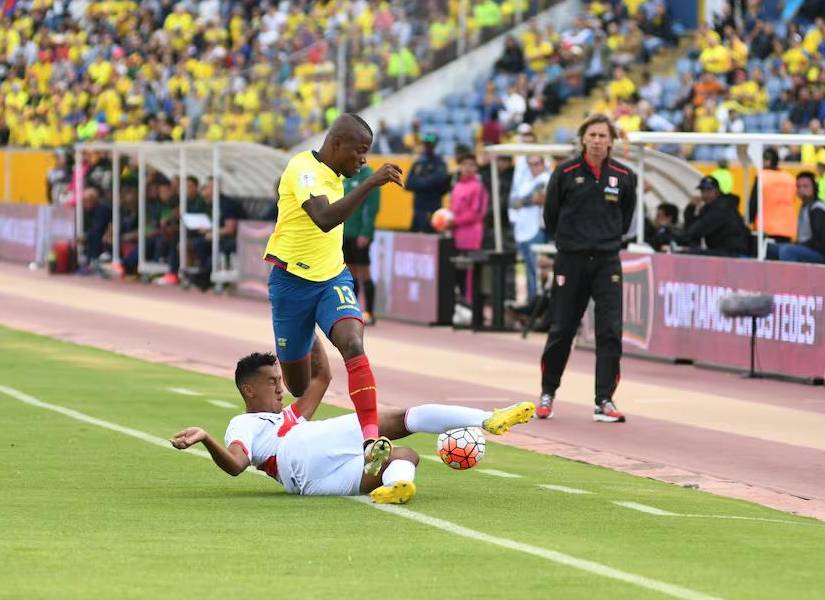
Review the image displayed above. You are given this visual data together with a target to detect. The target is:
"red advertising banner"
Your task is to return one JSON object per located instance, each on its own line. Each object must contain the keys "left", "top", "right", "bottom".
{"left": 581, "top": 253, "right": 825, "bottom": 381}
{"left": 235, "top": 220, "right": 273, "bottom": 299}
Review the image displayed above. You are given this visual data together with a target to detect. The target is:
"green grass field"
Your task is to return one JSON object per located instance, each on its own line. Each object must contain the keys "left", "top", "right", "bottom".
{"left": 1, "top": 326, "right": 823, "bottom": 599}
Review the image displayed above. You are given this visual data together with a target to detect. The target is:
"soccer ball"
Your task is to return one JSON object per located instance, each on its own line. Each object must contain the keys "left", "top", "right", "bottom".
{"left": 430, "top": 208, "right": 454, "bottom": 232}
{"left": 437, "top": 427, "right": 486, "bottom": 470}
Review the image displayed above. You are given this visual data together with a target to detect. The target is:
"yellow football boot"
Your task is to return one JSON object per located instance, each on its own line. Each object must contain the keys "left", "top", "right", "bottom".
{"left": 482, "top": 401, "right": 535, "bottom": 435}
{"left": 369, "top": 480, "right": 416, "bottom": 504}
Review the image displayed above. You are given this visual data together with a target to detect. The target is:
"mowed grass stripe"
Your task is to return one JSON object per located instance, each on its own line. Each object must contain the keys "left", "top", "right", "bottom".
{"left": 0, "top": 384, "right": 717, "bottom": 600}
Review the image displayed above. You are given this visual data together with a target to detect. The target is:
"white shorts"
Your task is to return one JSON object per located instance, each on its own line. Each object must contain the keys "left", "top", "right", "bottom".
{"left": 277, "top": 414, "right": 365, "bottom": 496}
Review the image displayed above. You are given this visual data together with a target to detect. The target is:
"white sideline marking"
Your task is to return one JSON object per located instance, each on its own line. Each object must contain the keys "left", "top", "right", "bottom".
{"left": 614, "top": 502, "right": 806, "bottom": 526}
{"left": 0, "top": 384, "right": 719, "bottom": 600}
{"left": 207, "top": 399, "right": 238, "bottom": 409}
{"left": 167, "top": 387, "right": 202, "bottom": 396}
{"left": 476, "top": 468, "right": 521, "bottom": 479}
{"left": 539, "top": 484, "right": 592, "bottom": 495}
{"left": 614, "top": 501, "right": 680, "bottom": 516}
{"left": 351, "top": 497, "right": 718, "bottom": 600}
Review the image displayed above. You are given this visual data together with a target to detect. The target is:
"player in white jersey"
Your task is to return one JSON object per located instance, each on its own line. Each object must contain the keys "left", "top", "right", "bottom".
{"left": 171, "top": 340, "right": 535, "bottom": 504}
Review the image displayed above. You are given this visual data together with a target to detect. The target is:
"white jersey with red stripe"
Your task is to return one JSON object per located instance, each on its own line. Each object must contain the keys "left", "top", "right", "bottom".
{"left": 223, "top": 404, "right": 305, "bottom": 482}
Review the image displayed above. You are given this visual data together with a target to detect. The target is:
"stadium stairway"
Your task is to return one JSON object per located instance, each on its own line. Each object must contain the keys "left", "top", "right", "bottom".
{"left": 534, "top": 35, "right": 694, "bottom": 144}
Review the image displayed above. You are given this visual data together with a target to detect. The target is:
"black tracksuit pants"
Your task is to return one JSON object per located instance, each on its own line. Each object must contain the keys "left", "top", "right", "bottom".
{"left": 540, "top": 251, "right": 623, "bottom": 403}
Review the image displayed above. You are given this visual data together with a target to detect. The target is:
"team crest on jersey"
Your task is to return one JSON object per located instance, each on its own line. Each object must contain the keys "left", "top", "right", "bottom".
{"left": 575, "top": 176, "right": 584, "bottom": 184}
{"left": 277, "top": 337, "right": 288, "bottom": 348}
{"left": 608, "top": 176, "right": 618, "bottom": 187}
{"left": 300, "top": 172, "right": 316, "bottom": 187}
{"left": 556, "top": 275, "right": 565, "bottom": 286}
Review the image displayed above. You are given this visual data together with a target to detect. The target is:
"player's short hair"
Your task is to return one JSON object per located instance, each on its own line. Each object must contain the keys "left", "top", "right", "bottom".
{"left": 346, "top": 112, "right": 373, "bottom": 138}
{"left": 797, "top": 170, "right": 817, "bottom": 187}
{"left": 234, "top": 352, "right": 277, "bottom": 393}
{"left": 657, "top": 202, "right": 679, "bottom": 223}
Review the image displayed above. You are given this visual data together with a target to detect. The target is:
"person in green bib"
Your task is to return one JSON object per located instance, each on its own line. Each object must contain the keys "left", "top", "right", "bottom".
{"left": 343, "top": 164, "right": 381, "bottom": 325}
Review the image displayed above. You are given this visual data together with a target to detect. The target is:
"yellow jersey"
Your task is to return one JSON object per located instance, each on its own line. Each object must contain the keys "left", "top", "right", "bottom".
{"left": 264, "top": 151, "right": 346, "bottom": 282}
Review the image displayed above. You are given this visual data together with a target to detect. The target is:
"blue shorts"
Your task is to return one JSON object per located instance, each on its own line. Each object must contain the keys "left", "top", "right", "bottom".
{"left": 268, "top": 266, "right": 363, "bottom": 362}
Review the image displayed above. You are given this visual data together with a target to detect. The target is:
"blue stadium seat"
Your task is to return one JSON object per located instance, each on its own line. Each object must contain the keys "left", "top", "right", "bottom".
{"left": 554, "top": 127, "right": 573, "bottom": 143}
{"left": 455, "top": 127, "right": 476, "bottom": 146}
{"left": 439, "top": 125, "right": 457, "bottom": 141}
{"left": 430, "top": 107, "right": 450, "bottom": 124}
{"left": 415, "top": 108, "right": 435, "bottom": 123}
{"left": 743, "top": 114, "right": 760, "bottom": 132}
{"left": 676, "top": 58, "right": 692, "bottom": 76}
{"left": 437, "top": 140, "right": 456, "bottom": 156}
{"left": 444, "top": 94, "right": 463, "bottom": 109}
{"left": 759, "top": 112, "right": 776, "bottom": 133}
{"left": 693, "top": 145, "right": 714, "bottom": 161}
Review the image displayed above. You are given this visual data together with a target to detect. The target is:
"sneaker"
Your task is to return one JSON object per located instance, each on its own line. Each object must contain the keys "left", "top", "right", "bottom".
{"left": 369, "top": 480, "right": 416, "bottom": 504}
{"left": 482, "top": 401, "right": 535, "bottom": 435}
{"left": 155, "top": 272, "right": 180, "bottom": 286}
{"left": 536, "top": 394, "right": 554, "bottom": 419}
{"left": 363, "top": 436, "right": 393, "bottom": 476}
{"left": 594, "top": 399, "right": 626, "bottom": 423}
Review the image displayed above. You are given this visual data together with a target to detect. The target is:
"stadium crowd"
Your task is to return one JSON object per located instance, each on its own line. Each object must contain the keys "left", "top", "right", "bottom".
{"left": 0, "top": 0, "right": 550, "bottom": 150}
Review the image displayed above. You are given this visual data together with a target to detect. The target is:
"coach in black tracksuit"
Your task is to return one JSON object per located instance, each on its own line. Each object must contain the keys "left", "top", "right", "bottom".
{"left": 536, "top": 114, "right": 636, "bottom": 423}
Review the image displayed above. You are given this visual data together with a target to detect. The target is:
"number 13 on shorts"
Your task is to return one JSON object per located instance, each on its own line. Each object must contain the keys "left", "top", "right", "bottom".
{"left": 333, "top": 285, "right": 358, "bottom": 306}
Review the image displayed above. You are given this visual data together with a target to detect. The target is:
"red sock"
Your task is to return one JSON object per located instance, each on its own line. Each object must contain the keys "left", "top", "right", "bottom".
{"left": 345, "top": 354, "right": 379, "bottom": 439}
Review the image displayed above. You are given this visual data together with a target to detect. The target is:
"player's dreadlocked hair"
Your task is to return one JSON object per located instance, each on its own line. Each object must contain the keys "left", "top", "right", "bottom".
{"left": 234, "top": 352, "right": 277, "bottom": 392}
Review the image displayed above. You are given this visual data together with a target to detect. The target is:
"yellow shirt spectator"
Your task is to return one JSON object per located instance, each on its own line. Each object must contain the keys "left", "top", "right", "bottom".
{"left": 695, "top": 109, "right": 719, "bottom": 133}
{"left": 623, "top": 0, "right": 645, "bottom": 17}
{"left": 616, "top": 113, "right": 642, "bottom": 133}
{"left": 801, "top": 145, "right": 825, "bottom": 166}
{"left": 803, "top": 27, "right": 822, "bottom": 56}
{"left": 728, "top": 80, "right": 760, "bottom": 113}
{"left": 608, "top": 76, "right": 636, "bottom": 102}
{"left": 167, "top": 74, "right": 191, "bottom": 97}
{"left": 606, "top": 33, "right": 624, "bottom": 52}
{"left": 88, "top": 59, "right": 114, "bottom": 86}
{"left": 29, "top": 61, "right": 53, "bottom": 94}
{"left": 95, "top": 88, "right": 122, "bottom": 127}
{"left": 353, "top": 61, "right": 379, "bottom": 92}
{"left": 729, "top": 36, "right": 748, "bottom": 69}
{"left": 525, "top": 40, "right": 553, "bottom": 72}
{"left": 699, "top": 43, "right": 732, "bottom": 74}
{"left": 429, "top": 20, "right": 454, "bottom": 51}
{"left": 782, "top": 46, "right": 809, "bottom": 75}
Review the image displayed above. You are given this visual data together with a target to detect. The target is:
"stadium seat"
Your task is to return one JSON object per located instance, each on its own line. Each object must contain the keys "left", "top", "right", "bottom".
{"left": 759, "top": 113, "right": 776, "bottom": 133}
{"left": 554, "top": 127, "right": 573, "bottom": 144}
{"left": 444, "top": 94, "right": 463, "bottom": 109}
{"left": 676, "top": 58, "right": 692, "bottom": 76}
{"left": 430, "top": 107, "right": 451, "bottom": 124}
{"left": 743, "top": 114, "right": 760, "bottom": 132}
{"left": 455, "top": 128, "right": 476, "bottom": 147}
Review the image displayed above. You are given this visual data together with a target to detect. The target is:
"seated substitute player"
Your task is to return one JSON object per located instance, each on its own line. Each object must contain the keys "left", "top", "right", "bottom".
{"left": 170, "top": 341, "right": 535, "bottom": 504}
{"left": 264, "top": 113, "right": 402, "bottom": 476}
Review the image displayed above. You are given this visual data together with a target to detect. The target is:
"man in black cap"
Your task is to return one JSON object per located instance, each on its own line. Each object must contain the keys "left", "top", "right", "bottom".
{"left": 537, "top": 113, "right": 636, "bottom": 424}
{"left": 677, "top": 176, "right": 750, "bottom": 257}
{"left": 406, "top": 133, "right": 451, "bottom": 233}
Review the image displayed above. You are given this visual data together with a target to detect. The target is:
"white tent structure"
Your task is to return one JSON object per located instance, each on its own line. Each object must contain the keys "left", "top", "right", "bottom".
{"left": 74, "top": 141, "right": 289, "bottom": 286}
{"left": 486, "top": 133, "right": 825, "bottom": 259}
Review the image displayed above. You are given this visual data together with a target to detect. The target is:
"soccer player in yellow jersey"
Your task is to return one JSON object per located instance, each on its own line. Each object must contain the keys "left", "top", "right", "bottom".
{"left": 264, "top": 114, "right": 402, "bottom": 476}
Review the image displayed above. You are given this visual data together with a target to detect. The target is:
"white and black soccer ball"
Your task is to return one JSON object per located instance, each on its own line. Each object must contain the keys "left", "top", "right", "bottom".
{"left": 437, "top": 427, "right": 486, "bottom": 470}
